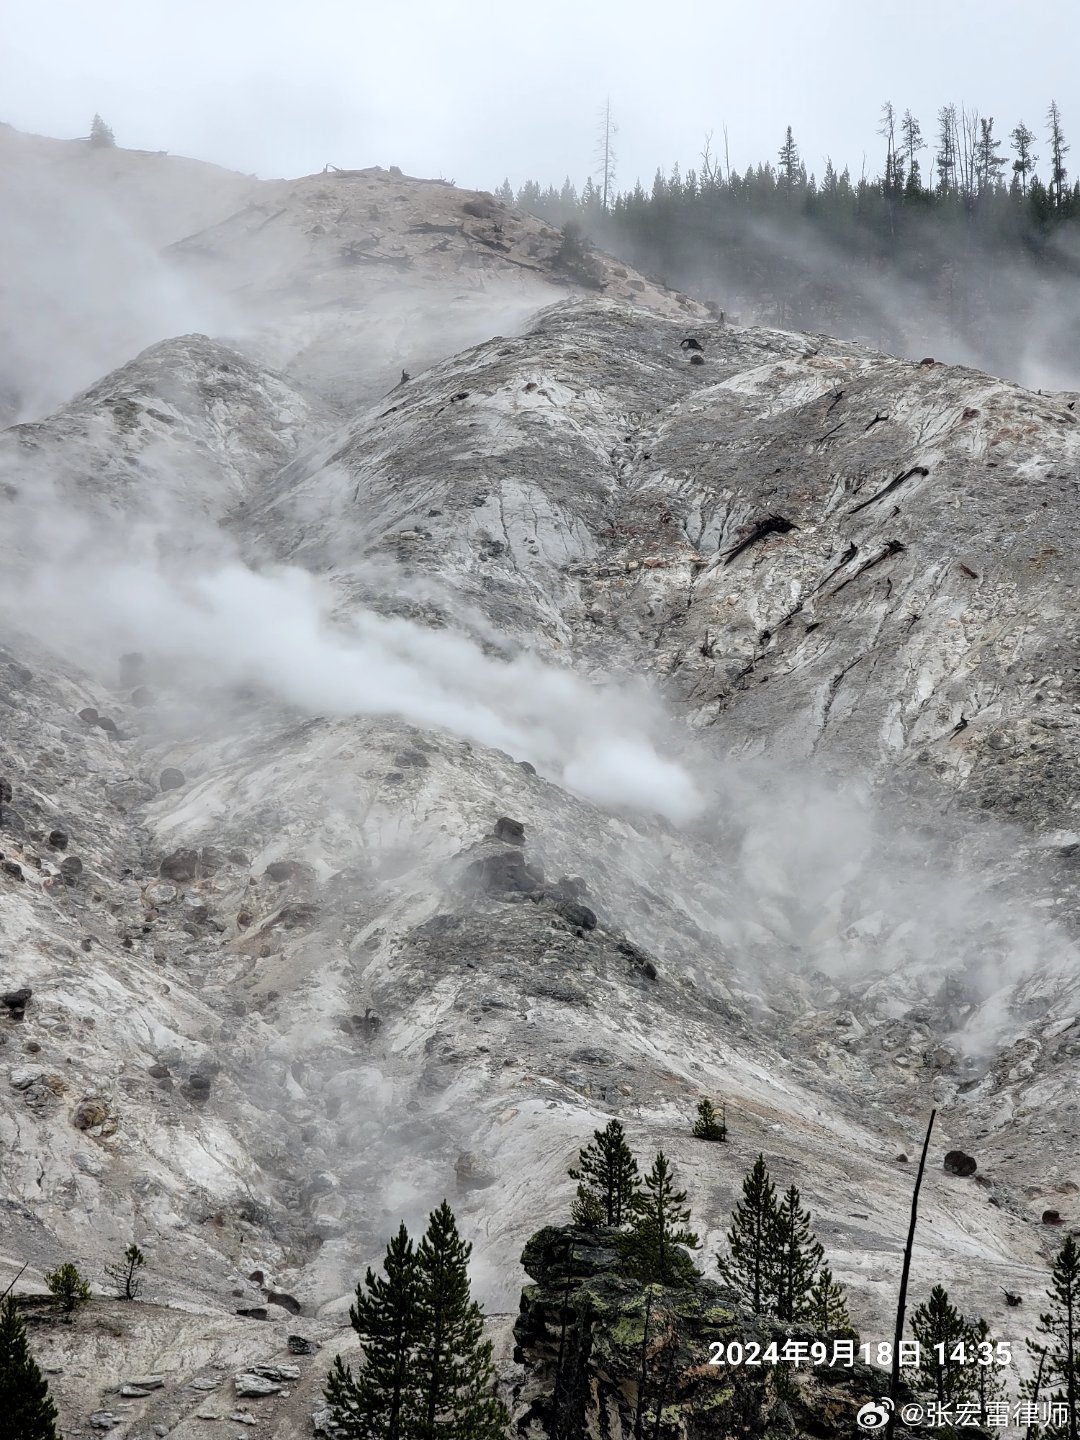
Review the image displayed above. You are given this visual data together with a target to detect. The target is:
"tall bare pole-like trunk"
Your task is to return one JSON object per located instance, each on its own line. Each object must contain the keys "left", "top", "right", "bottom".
{"left": 888, "top": 1109, "right": 936, "bottom": 1439}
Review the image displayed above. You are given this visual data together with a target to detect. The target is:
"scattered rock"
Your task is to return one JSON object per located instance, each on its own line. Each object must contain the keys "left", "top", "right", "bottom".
{"left": 266, "top": 1290, "right": 302, "bottom": 1314}
{"left": 230, "top": 1414, "right": 258, "bottom": 1427}
{"left": 518, "top": 760, "right": 537, "bottom": 775}
{"left": 181, "top": 1073, "right": 213, "bottom": 1104}
{"left": 187, "top": 1376, "right": 221, "bottom": 1391}
{"left": 159, "top": 848, "right": 200, "bottom": 884}
{"left": 250, "top": 1363, "right": 300, "bottom": 1381}
{"left": 75, "top": 1152, "right": 103, "bottom": 1176}
{"left": 493, "top": 816, "right": 526, "bottom": 845}
{"left": 235, "top": 1307, "right": 268, "bottom": 1321}
{"left": 144, "top": 881, "right": 179, "bottom": 908}
{"left": 2, "top": 860, "right": 24, "bottom": 880}
{"left": 455, "top": 1151, "right": 497, "bottom": 1191}
{"left": 73, "top": 1096, "right": 114, "bottom": 1131}
{"left": 943, "top": 1150, "right": 977, "bottom": 1176}
{"left": 460, "top": 845, "right": 540, "bottom": 895}
{"left": 288, "top": 1335, "right": 319, "bottom": 1355}
{"left": 264, "top": 860, "right": 303, "bottom": 882}
{"left": 895, "top": 1153, "right": 910, "bottom": 1163}
{"left": 89, "top": 1413, "right": 121, "bottom": 1429}
{"left": 233, "top": 1372, "right": 281, "bottom": 1396}
{"left": 48, "top": 829, "right": 68, "bottom": 850}
{"left": 274, "top": 901, "right": 318, "bottom": 929}
{"left": 106, "top": 778, "right": 153, "bottom": 810}
{"left": 1043, "top": 1209, "right": 1063, "bottom": 1224}
{"left": 1, "top": 987, "right": 32, "bottom": 1013}
{"left": 393, "top": 749, "right": 428, "bottom": 768}
{"left": 59, "top": 856, "right": 83, "bottom": 884}
{"left": 96, "top": 716, "right": 120, "bottom": 736}
{"left": 119, "top": 1384, "right": 153, "bottom": 1397}
{"left": 159, "top": 768, "right": 186, "bottom": 792}
{"left": 557, "top": 899, "right": 597, "bottom": 931}
{"left": 9, "top": 1065, "right": 44, "bottom": 1090}
{"left": 78, "top": 707, "right": 99, "bottom": 724}
{"left": 148, "top": 1063, "right": 171, "bottom": 1079}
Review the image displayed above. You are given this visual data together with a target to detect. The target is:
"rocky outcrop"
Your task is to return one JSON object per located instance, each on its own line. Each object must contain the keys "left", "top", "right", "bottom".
{"left": 512, "top": 1225, "right": 885, "bottom": 1440}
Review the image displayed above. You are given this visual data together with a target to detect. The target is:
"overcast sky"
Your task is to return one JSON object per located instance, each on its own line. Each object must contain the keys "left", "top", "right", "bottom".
{"left": 3, "top": 1, "right": 1077, "bottom": 192}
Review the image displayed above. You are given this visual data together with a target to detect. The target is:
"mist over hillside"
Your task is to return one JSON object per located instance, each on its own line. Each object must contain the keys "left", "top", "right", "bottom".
{"left": 3, "top": 114, "right": 1080, "bottom": 1437}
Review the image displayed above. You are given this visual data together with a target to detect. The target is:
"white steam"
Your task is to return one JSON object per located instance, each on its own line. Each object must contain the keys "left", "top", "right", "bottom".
{"left": 24, "top": 553, "right": 703, "bottom": 825}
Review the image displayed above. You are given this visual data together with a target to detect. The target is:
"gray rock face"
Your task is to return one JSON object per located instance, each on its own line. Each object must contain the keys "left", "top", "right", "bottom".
{"left": 4, "top": 165, "right": 1080, "bottom": 1432}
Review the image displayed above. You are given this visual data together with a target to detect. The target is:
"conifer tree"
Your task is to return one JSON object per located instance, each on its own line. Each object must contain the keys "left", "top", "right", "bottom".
{"left": 908, "top": 1284, "right": 976, "bottom": 1407}
{"left": 1028, "top": 1233, "right": 1080, "bottom": 1440}
{"left": 325, "top": 1223, "right": 423, "bottom": 1440}
{"left": 569, "top": 1186, "right": 606, "bottom": 1228}
{"left": 970, "top": 1317, "right": 1006, "bottom": 1423}
{"left": 89, "top": 113, "right": 115, "bottom": 148}
{"left": 0, "top": 1292, "right": 60, "bottom": 1439}
{"left": 568, "top": 1119, "right": 640, "bottom": 1227}
{"left": 691, "top": 1099, "right": 726, "bottom": 1142}
{"left": 717, "top": 1154, "right": 778, "bottom": 1314}
{"left": 44, "top": 1261, "right": 90, "bottom": 1316}
{"left": 413, "top": 1201, "right": 508, "bottom": 1440}
{"left": 771, "top": 1185, "right": 823, "bottom": 1322}
{"left": 105, "top": 1242, "right": 145, "bottom": 1300}
{"left": 806, "top": 1266, "right": 852, "bottom": 1334}
{"left": 619, "top": 1152, "right": 699, "bottom": 1286}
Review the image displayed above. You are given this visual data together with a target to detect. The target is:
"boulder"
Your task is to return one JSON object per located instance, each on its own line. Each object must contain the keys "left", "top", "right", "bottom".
{"left": 144, "top": 881, "right": 178, "bottom": 908}
{"left": 48, "top": 829, "right": 68, "bottom": 849}
{"left": 1, "top": 987, "right": 31, "bottom": 1012}
{"left": 159, "top": 768, "right": 186, "bottom": 792}
{"left": 59, "top": 856, "right": 83, "bottom": 884}
{"left": 264, "top": 860, "right": 303, "bottom": 882}
{"left": 9, "top": 1065, "right": 44, "bottom": 1090}
{"left": 78, "top": 707, "right": 99, "bottom": 724}
{"left": 2, "top": 860, "right": 24, "bottom": 880}
{"left": 455, "top": 1151, "right": 497, "bottom": 1191}
{"left": 288, "top": 1335, "right": 319, "bottom": 1355}
{"left": 250, "top": 1363, "right": 300, "bottom": 1381}
{"left": 460, "top": 845, "right": 540, "bottom": 895}
{"left": 1043, "top": 1209, "right": 1063, "bottom": 1224}
{"left": 557, "top": 900, "right": 597, "bottom": 931}
{"left": 943, "top": 1150, "right": 977, "bottom": 1176}
{"left": 73, "top": 1096, "right": 114, "bottom": 1131}
{"left": 233, "top": 1373, "right": 280, "bottom": 1396}
{"left": 492, "top": 816, "right": 526, "bottom": 845}
{"left": 159, "top": 848, "right": 200, "bottom": 884}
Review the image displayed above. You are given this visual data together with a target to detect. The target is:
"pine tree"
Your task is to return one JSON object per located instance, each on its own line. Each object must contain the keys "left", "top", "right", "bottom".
{"left": 412, "top": 1201, "right": 508, "bottom": 1440}
{"left": 771, "top": 1185, "right": 823, "bottom": 1322}
{"left": 691, "top": 1099, "right": 726, "bottom": 1142}
{"left": 89, "top": 113, "right": 115, "bottom": 148}
{"left": 105, "top": 1242, "right": 145, "bottom": 1300}
{"left": 44, "top": 1261, "right": 90, "bottom": 1316}
{"left": 325, "top": 1223, "right": 423, "bottom": 1440}
{"left": 569, "top": 1186, "right": 606, "bottom": 1228}
{"left": 620, "top": 1152, "right": 700, "bottom": 1287}
{"left": 1047, "top": 101, "right": 1070, "bottom": 211}
{"left": 1011, "top": 121, "right": 1039, "bottom": 197}
{"left": 970, "top": 1318, "right": 1006, "bottom": 1424}
{"left": 908, "top": 1284, "right": 976, "bottom": 1407}
{"left": 1028, "top": 1233, "right": 1080, "bottom": 1440}
{"left": 568, "top": 1119, "right": 640, "bottom": 1226}
{"left": 778, "top": 126, "right": 800, "bottom": 194}
{"left": 806, "top": 1266, "right": 852, "bottom": 1334}
{"left": 717, "top": 1154, "right": 778, "bottom": 1314}
{"left": 0, "top": 1293, "right": 60, "bottom": 1439}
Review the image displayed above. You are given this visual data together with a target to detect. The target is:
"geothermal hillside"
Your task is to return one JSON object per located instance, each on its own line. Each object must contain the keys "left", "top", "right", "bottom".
{"left": 2, "top": 128, "right": 1080, "bottom": 1433}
